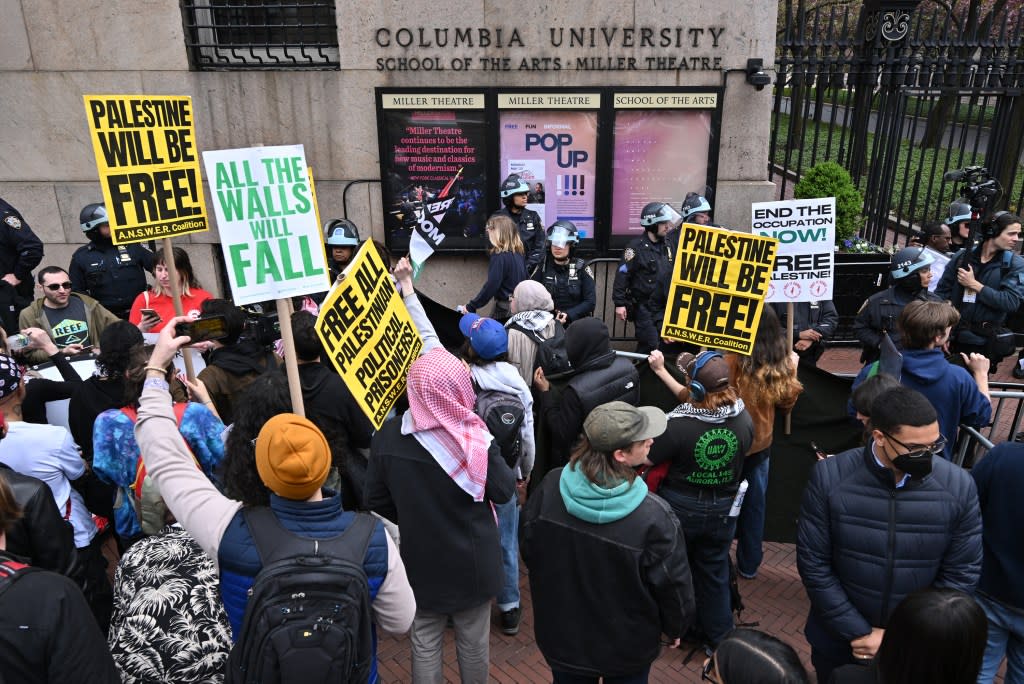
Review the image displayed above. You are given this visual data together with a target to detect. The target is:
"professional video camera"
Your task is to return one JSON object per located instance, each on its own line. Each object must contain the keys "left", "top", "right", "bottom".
{"left": 943, "top": 166, "right": 1002, "bottom": 216}
{"left": 240, "top": 303, "right": 280, "bottom": 350}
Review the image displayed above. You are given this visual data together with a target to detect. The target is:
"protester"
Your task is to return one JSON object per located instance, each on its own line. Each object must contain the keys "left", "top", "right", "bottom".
{"left": 496, "top": 173, "right": 545, "bottom": 270}
{"left": 134, "top": 317, "right": 415, "bottom": 683}
{"left": 521, "top": 401, "right": 694, "bottom": 683}
{"left": 533, "top": 317, "right": 639, "bottom": 469}
{"left": 9, "top": 325, "right": 84, "bottom": 424}
{"left": 0, "top": 472, "right": 119, "bottom": 684}
{"left": 646, "top": 350, "right": 754, "bottom": 647}
{"left": 828, "top": 588, "right": 987, "bottom": 684}
{"left": 970, "top": 440, "right": 1024, "bottom": 683}
{"left": 128, "top": 247, "right": 213, "bottom": 332}
{"left": 726, "top": 307, "right": 803, "bottom": 579}
{"left": 0, "top": 462, "right": 77, "bottom": 575}
{"left": 853, "top": 246, "right": 941, "bottom": 363}
{"left": 936, "top": 212, "right": 1024, "bottom": 369}
{"left": 196, "top": 298, "right": 276, "bottom": 425}
{"left": 108, "top": 524, "right": 232, "bottom": 683}
{"left": 704, "top": 628, "right": 810, "bottom": 684}
{"left": 457, "top": 312, "right": 535, "bottom": 636}
{"left": 460, "top": 214, "right": 527, "bottom": 323}
{"left": 530, "top": 220, "right": 596, "bottom": 325}
{"left": 92, "top": 351, "right": 225, "bottom": 541}
{"left": 921, "top": 221, "right": 953, "bottom": 253}
{"left": 69, "top": 203, "right": 154, "bottom": 319}
{"left": 0, "top": 196, "right": 44, "bottom": 300}
{"left": 18, "top": 265, "right": 120, "bottom": 363}
{"left": 797, "top": 385, "right": 982, "bottom": 682}
{"left": 505, "top": 279, "right": 560, "bottom": 385}
{"left": 366, "top": 345, "right": 515, "bottom": 684}
{"left": 613, "top": 202, "right": 679, "bottom": 353}
{"left": 849, "top": 372, "right": 900, "bottom": 430}
{"left": 772, "top": 300, "right": 839, "bottom": 367}
{"left": 851, "top": 300, "right": 991, "bottom": 460}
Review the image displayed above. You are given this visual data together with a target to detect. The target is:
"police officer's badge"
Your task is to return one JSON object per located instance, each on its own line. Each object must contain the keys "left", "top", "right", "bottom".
{"left": 3, "top": 215, "right": 22, "bottom": 229}
{"left": 585, "top": 266, "right": 594, "bottom": 277}
{"left": 624, "top": 248, "right": 635, "bottom": 262}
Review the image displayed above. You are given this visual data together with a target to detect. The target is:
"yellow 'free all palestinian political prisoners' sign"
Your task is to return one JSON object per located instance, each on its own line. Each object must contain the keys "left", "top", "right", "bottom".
{"left": 661, "top": 223, "right": 778, "bottom": 355}
{"left": 316, "top": 242, "right": 422, "bottom": 429}
{"left": 83, "top": 95, "right": 208, "bottom": 244}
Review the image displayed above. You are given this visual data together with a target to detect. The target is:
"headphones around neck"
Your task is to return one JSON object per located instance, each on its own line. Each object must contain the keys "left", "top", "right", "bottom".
{"left": 687, "top": 351, "right": 724, "bottom": 402}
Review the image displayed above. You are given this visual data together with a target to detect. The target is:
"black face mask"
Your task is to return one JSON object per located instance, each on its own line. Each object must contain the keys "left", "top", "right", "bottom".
{"left": 894, "top": 272, "right": 923, "bottom": 295}
{"left": 891, "top": 452, "right": 933, "bottom": 478}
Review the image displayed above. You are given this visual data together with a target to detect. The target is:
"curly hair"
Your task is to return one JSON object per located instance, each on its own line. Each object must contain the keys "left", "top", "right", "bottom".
{"left": 96, "top": 321, "right": 145, "bottom": 380}
{"left": 221, "top": 373, "right": 292, "bottom": 506}
{"left": 733, "top": 306, "right": 801, "bottom": 406}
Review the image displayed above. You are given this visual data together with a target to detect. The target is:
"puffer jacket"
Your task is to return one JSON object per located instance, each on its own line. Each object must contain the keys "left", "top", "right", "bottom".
{"left": 797, "top": 445, "right": 982, "bottom": 649}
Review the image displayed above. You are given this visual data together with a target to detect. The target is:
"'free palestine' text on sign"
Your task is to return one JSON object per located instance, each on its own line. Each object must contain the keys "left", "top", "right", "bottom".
{"left": 83, "top": 95, "right": 208, "bottom": 244}
{"left": 661, "top": 223, "right": 778, "bottom": 355}
{"left": 316, "top": 242, "right": 423, "bottom": 429}
{"left": 203, "top": 144, "right": 330, "bottom": 306}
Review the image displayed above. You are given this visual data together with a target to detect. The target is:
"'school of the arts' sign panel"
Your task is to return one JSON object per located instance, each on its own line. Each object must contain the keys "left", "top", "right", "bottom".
{"left": 83, "top": 95, "right": 209, "bottom": 244}
{"left": 661, "top": 223, "right": 777, "bottom": 355}
{"left": 751, "top": 197, "right": 835, "bottom": 303}
{"left": 316, "top": 242, "right": 423, "bottom": 429}
{"left": 203, "top": 144, "right": 329, "bottom": 306}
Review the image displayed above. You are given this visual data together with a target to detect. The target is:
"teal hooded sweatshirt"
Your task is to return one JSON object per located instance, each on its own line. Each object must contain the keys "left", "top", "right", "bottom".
{"left": 558, "top": 463, "right": 648, "bottom": 524}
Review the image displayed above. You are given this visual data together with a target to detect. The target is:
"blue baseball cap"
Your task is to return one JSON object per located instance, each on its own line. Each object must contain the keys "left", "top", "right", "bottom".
{"left": 459, "top": 314, "right": 508, "bottom": 360}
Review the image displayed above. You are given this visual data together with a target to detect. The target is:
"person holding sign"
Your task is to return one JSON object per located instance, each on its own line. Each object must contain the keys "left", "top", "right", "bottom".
{"left": 460, "top": 214, "right": 527, "bottom": 323}
{"left": 530, "top": 221, "right": 596, "bottom": 325}
{"left": 613, "top": 202, "right": 680, "bottom": 354}
{"left": 128, "top": 246, "right": 213, "bottom": 333}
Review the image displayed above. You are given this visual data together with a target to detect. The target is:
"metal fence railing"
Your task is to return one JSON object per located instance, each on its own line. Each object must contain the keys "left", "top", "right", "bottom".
{"left": 585, "top": 257, "right": 635, "bottom": 345}
{"left": 954, "top": 385, "right": 1024, "bottom": 466}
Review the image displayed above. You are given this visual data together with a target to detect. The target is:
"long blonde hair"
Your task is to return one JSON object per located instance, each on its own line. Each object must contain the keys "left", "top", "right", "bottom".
{"left": 486, "top": 215, "right": 525, "bottom": 256}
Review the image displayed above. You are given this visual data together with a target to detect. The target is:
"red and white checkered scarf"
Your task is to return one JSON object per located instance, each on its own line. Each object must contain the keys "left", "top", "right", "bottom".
{"left": 403, "top": 347, "right": 491, "bottom": 501}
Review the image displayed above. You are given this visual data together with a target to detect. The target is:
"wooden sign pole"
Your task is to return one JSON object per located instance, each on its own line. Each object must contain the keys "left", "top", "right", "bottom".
{"left": 161, "top": 237, "right": 195, "bottom": 381}
{"left": 275, "top": 297, "right": 305, "bottom": 417}
{"left": 784, "top": 301, "right": 795, "bottom": 435}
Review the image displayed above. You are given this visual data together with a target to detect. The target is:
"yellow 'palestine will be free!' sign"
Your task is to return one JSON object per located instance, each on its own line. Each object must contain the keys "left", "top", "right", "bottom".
{"left": 661, "top": 223, "right": 778, "bottom": 356}
{"left": 316, "top": 242, "right": 423, "bottom": 429}
{"left": 83, "top": 95, "right": 208, "bottom": 244}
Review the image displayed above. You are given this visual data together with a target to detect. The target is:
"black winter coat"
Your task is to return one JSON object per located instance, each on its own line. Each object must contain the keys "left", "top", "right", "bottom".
{"left": 797, "top": 446, "right": 982, "bottom": 650}
{"left": 521, "top": 469, "right": 695, "bottom": 677}
{"left": 0, "top": 464, "right": 77, "bottom": 576}
{"left": 366, "top": 419, "right": 515, "bottom": 613}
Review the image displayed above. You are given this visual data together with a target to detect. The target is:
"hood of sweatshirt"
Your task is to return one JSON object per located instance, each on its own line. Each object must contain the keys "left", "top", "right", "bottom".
{"left": 470, "top": 361, "right": 534, "bottom": 410}
{"left": 900, "top": 348, "right": 947, "bottom": 386}
{"left": 558, "top": 463, "right": 648, "bottom": 524}
{"left": 565, "top": 317, "right": 615, "bottom": 371}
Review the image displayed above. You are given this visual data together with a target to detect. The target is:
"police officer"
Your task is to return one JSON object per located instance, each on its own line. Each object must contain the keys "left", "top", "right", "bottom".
{"left": 531, "top": 221, "right": 596, "bottom": 325}
{"left": 68, "top": 203, "right": 154, "bottom": 320}
{"left": 772, "top": 299, "right": 839, "bottom": 367}
{"left": 947, "top": 200, "right": 973, "bottom": 252}
{"left": 853, "top": 245, "right": 941, "bottom": 363}
{"left": 0, "top": 198, "right": 44, "bottom": 302}
{"left": 496, "top": 174, "right": 545, "bottom": 271}
{"left": 680, "top": 192, "right": 712, "bottom": 225}
{"left": 612, "top": 202, "right": 680, "bottom": 353}
{"left": 324, "top": 218, "right": 360, "bottom": 282}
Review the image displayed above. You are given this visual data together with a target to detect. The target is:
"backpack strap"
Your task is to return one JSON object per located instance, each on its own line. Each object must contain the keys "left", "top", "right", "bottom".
{"left": 0, "top": 560, "right": 38, "bottom": 601}
{"left": 244, "top": 507, "right": 378, "bottom": 568}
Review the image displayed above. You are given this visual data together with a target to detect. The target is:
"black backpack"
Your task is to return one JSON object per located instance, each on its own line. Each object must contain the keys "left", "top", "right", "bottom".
{"left": 507, "top": 321, "right": 572, "bottom": 377}
{"left": 474, "top": 386, "right": 526, "bottom": 469}
{"left": 226, "top": 508, "right": 378, "bottom": 684}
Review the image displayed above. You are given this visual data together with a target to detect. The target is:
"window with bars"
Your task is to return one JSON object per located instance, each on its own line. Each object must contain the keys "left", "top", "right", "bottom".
{"left": 181, "top": 0, "right": 339, "bottom": 70}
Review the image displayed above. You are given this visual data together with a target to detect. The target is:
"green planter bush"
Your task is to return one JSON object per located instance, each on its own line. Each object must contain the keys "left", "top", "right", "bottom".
{"left": 793, "top": 161, "right": 864, "bottom": 245}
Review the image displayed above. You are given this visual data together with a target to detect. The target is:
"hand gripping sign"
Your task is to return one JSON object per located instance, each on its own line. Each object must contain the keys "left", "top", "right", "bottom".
{"left": 316, "top": 242, "right": 423, "bottom": 429}
{"left": 660, "top": 223, "right": 778, "bottom": 356}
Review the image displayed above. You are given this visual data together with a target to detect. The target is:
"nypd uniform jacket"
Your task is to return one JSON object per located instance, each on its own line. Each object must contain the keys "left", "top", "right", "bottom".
{"left": 0, "top": 198, "right": 44, "bottom": 299}
{"left": 531, "top": 257, "right": 596, "bottom": 323}
{"left": 496, "top": 206, "right": 545, "bottom": 271}
{"left": 612, "top": 235, "right": 673, "bottom": 310}
{"left": 852, "top": 286, "right": 941, "bottom": 361}
{"left": 69, "top": 241, "right": 155, "bottom": 316}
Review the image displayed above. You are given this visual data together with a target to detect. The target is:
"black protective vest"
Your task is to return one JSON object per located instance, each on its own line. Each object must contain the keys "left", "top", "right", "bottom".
{"left": 566, "top": 356, "right": 640, "bottom": 418}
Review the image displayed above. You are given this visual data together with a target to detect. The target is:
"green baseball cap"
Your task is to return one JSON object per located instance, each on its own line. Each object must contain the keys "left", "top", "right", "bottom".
{"left": 583, "top": 401, "right": 667, "bottom": 452}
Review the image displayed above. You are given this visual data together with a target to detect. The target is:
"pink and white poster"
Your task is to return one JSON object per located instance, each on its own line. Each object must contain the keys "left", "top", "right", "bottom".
{"left": 499, "top": 110, "right": 598, "bottom": 235}
{"left": 611, "top": 110, "right": 713, "bottom": 235}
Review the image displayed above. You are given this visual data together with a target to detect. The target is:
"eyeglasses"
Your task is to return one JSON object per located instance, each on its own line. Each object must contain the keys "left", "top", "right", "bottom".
{"left": 45, "top": 282, "right": 72, "bottom": 291}
{"left": 881, "top": 430, "right": 946, "bottom": 459}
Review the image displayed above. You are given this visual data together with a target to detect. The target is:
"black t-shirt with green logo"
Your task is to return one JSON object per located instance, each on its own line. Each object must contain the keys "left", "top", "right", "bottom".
{"left": 648, "top": 410, "right": 755, "bottom": 491}
{"left": 42, "top": 296, "right": 90, "bottom": 348}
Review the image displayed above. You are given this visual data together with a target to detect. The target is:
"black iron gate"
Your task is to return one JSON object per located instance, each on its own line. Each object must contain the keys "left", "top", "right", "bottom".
{"left": 771, "top": 0, "right": 1024, "bottom": 247}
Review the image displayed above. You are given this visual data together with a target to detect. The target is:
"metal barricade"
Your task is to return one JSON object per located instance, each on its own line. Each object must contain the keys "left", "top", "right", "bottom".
{"left": 953, "top": 384, "right": 1024, "bottom": 466}
{"left": 585, "top": 257, "right": 635, "bottom": 344}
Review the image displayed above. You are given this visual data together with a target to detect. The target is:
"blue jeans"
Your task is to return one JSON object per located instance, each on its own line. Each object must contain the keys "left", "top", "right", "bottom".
{"left": 550, "top": 666, "right": 650, "bottom": 684}
{"left": 660, "top": 486, "right": 737, "bottom": 646}
{"left": 735, "top": 450, "right": 770, "bottom": 577}
{"left": 976, "top": 592, "right": 1024, "bottom": 684}
{"left": 495, "top": 497, "right": 520, "bottom": 611}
